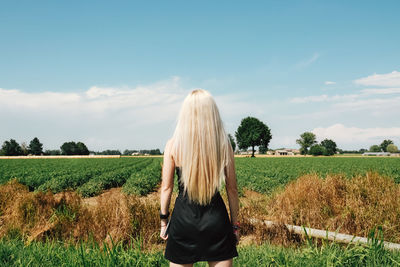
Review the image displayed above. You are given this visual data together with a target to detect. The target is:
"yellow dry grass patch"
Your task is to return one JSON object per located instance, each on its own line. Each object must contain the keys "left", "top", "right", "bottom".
{"left": 1, "top": 171, "right": 399, "bottom": 249}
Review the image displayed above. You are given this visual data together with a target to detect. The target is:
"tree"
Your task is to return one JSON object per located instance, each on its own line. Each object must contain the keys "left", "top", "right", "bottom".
{"left": 296, "top": 132, "right": 317, "bottom": 155}
{"left": 387, "top": 144, "right": 399, "bottom": 153}
{"left": 28, "top": 137, "right": 43, "bottom": 155}
{"left": 20, "top": 142, "right": 29, "bottom": 156}
{"left": 61, "top": 142, "right": 77, "bottom": 155}
{"left": 61, "top": 141, "right": 90, "bottom": 155}
{"left": 235, "top": 117, "right": 272, "bottom": 157}
{"left": 380, "top": 139, "right": 394, "bottom": 152}
{"left": 76, "top": 142, "right": 89, "bottom": 155}
{"left": 228, "top": 134, "right": 236, "bottom": 152}
{"left": 0, "top": 139, "right": 23, "bottom": 156}
{"left": 320, "top": 139, "right": 337, "bottom": 156}
{"left": 309, "top": 144, "right": 326, "bottom": 156}
{"left": 259, "top": 144, "right": 268, "bottom": 154}
{"left": 44, "top": 149, "right": 61, "bottom": 155}
{"left": 369, "top": 145, "right": 381, "bottom": 152}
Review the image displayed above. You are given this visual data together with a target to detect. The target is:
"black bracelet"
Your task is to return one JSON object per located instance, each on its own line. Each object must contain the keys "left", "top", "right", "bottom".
{"left": 160, "top": 211, "right": 170, "bottom": 220}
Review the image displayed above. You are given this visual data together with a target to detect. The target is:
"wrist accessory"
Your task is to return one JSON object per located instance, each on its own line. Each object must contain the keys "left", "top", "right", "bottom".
{"left": 232, "top": 222, "right": 241, "bottom": 231}
{"left": 160, "top": 211, "right": 170, "bottom": 220}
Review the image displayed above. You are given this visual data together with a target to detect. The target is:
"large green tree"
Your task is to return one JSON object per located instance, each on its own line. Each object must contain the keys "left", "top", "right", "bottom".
{"left": 380, "top": 139, "right": 394, "bottom": 152}
{"left": 61, "top": 142, "right": 77, "bottom": 155}
{"left": 235, "top": 116, "right": 272, "bottom": 157}
{"left": 76, "top": 142, "right": 89, "bottom": 155}
{"left": 60, "top": 141, "right": 89, "bottom": 155}
{"left": 0, "top": 139, "right": 23, "bottom": 156}
{"left": 228, "top": 134, "right": 236, "bottom": 152}
{"left": 309, "top": 144, "right": 326, "bottom": 156}
{"left": 296, "top": 132, "right": 317, "bottom": 155}
{"left": 28, "top": 137, "right": 43, "bottom": 155}
{"left": 320, "top": 139, "right": 337, "bottom": 156}
{"left": 369, "top": 145, "right": 381, "bottom": 152}
{"left": 387, "top": 144, "right": 399, "bottom": 153}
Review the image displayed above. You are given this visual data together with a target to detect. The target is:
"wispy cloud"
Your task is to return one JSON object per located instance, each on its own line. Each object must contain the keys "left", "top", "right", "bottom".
{"left": 289, "top": 93, "right": 359, "bottom": 103}
{"left": 0, "top": 77, "right": 265, "bottom": 151}
{"left": 312, "top": 123, "right": 400, "bottom": 147}
{"left": 324, "top": 81, "right": 336, "bottom": 85}
{"left": 354, "top": 70, "right": 400, "bottom": 87}
{"left": 289, "top": 86, "right": 400, "bottom": 104}
{"left": 294, "top": 52, "right": 320, "bottom": 69}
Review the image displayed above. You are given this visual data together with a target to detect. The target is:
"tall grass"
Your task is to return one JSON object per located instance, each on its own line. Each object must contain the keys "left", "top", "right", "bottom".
{"left": 0, "top": 180, "right": 161, "bottom": 249}
{"left": 1, "top": 233, "right": 400, "bottom": 266}
{"left": 267, "top": 171, "right": 400, "bottom": 243}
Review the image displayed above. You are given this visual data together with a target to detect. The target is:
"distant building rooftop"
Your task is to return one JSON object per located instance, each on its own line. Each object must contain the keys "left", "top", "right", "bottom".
{"left": 362, "top": 152, "right": 391, "bottom": 156}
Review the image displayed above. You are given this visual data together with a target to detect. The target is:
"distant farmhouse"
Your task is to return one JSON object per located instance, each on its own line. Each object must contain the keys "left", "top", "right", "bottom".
{"left": 271, "top": 148, "right": 300, "bottom": 156}
{"left": 238, "top": 148, "right": 300, "bottom": 155}
{"left": 362, "top": 152, "right": 392, "bottom": 156}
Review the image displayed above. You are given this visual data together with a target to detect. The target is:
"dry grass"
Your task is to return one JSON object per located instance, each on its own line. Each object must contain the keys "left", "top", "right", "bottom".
{"left": 267, "top": 171, "right": 400, "bottom": 243}
{"left": 1, "top": 171, "right": 399, "bottom": 249}
{"left": 0, "top": 179, "right": 163, "bottom": 249}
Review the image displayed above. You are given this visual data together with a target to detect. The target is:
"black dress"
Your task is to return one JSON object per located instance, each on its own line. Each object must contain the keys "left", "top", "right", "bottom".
{"left": 164, "top": 166, "right": 238, "bottom": 264}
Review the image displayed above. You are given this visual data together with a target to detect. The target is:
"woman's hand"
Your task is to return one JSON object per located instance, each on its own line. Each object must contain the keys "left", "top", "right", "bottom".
{"left": 160, "top": 221, "right": 169, "bottom": 240}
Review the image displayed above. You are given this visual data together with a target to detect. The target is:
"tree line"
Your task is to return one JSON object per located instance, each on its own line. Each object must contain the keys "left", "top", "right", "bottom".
{"left": 2, "top": 118, "right": 398, "bottom": 157}
{"left": 229, "top": 117, "right": 399, "bottom": 157}
{"left": 0, "top": 138, "right": 90, "bottom": 156}
{"left": 0, "top": 138, "right": 162, "bottom": 156}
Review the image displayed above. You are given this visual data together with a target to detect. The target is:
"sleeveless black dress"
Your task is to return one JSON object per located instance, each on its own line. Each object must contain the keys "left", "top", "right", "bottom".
{"left": 164, "top": 167, "right": 238, "bottom": 264}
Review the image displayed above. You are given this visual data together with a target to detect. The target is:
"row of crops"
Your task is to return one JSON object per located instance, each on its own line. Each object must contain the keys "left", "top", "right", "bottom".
{"left": 235, "top": 157, "right": 400, "bottom": 194}
{"left": 1, "top": 157, "right": 400, "bottom": 197}
{"left": 0, "top": 157, "right": 162, "bottom": 197}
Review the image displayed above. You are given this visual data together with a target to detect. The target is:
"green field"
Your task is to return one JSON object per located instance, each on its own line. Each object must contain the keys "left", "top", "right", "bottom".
{"left": 2, "top": 157, "right": 400, "bottom": 266}
{"left": 0, "top": 157, "right": 162, "bottom": 197}
{"left": 235, "top": 157, "right": 400, "bottom": 194}
{"left": 1, "top": 157, "right": 399, "bottom": 197}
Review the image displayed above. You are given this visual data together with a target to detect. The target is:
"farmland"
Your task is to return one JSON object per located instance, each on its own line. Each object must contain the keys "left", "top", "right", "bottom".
{"left": 1, "top": 157, "right": 399, "bottom": 197}
{"left": 1, "top": 156, "right": 400, "bottom": 266}
{"left": 0, "top": 157, "right": 162, "bottom": 197}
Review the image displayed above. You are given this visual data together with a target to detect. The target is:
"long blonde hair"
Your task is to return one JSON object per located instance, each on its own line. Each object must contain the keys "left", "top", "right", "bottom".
{"left": 172, "top": 89, "right": 230, "bottom": 205}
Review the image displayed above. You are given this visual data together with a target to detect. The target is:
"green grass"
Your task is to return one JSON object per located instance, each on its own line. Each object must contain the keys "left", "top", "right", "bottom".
{"left": 0, "top": 157, "right": 162, "bottom": 197}
{"left": 235, "top": 157, "right": 400, "bottom": 194}
{"left": 1, "top": 233, "right": 400, "bottom": 267}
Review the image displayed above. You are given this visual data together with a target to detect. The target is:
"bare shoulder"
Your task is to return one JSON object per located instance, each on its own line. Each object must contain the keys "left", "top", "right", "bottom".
{"left": 164, "top": 138, "right": 176, "bottom": 160}
{"left": 165, "top": 138, "right": 174, "bottom": 152}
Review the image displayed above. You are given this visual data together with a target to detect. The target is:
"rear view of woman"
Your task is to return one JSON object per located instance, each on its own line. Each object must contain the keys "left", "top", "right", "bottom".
{"left": 160, "top": 89, "right": 240, "bottom": 267}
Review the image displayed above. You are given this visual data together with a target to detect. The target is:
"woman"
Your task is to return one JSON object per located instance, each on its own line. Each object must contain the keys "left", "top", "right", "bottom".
{"left": 160, "top": 89, "right": 240, "bottom": 267}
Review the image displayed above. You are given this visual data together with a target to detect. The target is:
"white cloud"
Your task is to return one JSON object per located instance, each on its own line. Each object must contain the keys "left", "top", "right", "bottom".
{"left": 0, "top": 77, "right": 189, "bottom": 150}
{"left": 312, "top": 124, "right": 400, "bottom": 146}
{"left": 354, "top": 71, "right": 400, "bottom": 87}
{"left": 359, "top": 87, "right": 400, "bottom": 95}
{"left": 0, "top": 77, "right": 265, "bottom": 151}
{"left": 294, "top": 52, "right": 320, "bottom": 69}
{"left": 289, "top": 93, "right": 359, "bottom": 103}
{"left": 324, "top": 81, "right": 336, "bottom": 85}
{"left": 289, "top": 86, "right": 400, "bottom": 104}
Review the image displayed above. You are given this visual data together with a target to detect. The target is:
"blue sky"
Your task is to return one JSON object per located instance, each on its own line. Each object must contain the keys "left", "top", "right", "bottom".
{"left": 1, "top": 1, "right": 400, "bottom": 151}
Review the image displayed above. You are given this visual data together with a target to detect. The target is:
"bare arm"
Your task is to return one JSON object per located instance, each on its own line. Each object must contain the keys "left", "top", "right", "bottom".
{"left": 225, "top": 143, "right": 239, "bottom": 224}
{"left": 160, "top": 139, "right": 175, "bottom": 233}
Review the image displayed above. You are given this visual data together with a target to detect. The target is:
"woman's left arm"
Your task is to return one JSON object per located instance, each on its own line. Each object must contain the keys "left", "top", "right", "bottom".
{"left": 160, "top": 139, "right": 175, "bottom": 240}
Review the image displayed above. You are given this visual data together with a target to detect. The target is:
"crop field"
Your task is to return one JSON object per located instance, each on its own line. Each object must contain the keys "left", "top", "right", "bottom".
{"left": 1, "top": 157, "right": 399, "bottom": 197}
{"left": 1, "top": 156, "right": 400, "bottom": 266}
{"left": 234, "top": 157, "right": 400, "bottom": 194}
{"left": 0, "top": 157, "right": 162, "bottom": 197}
